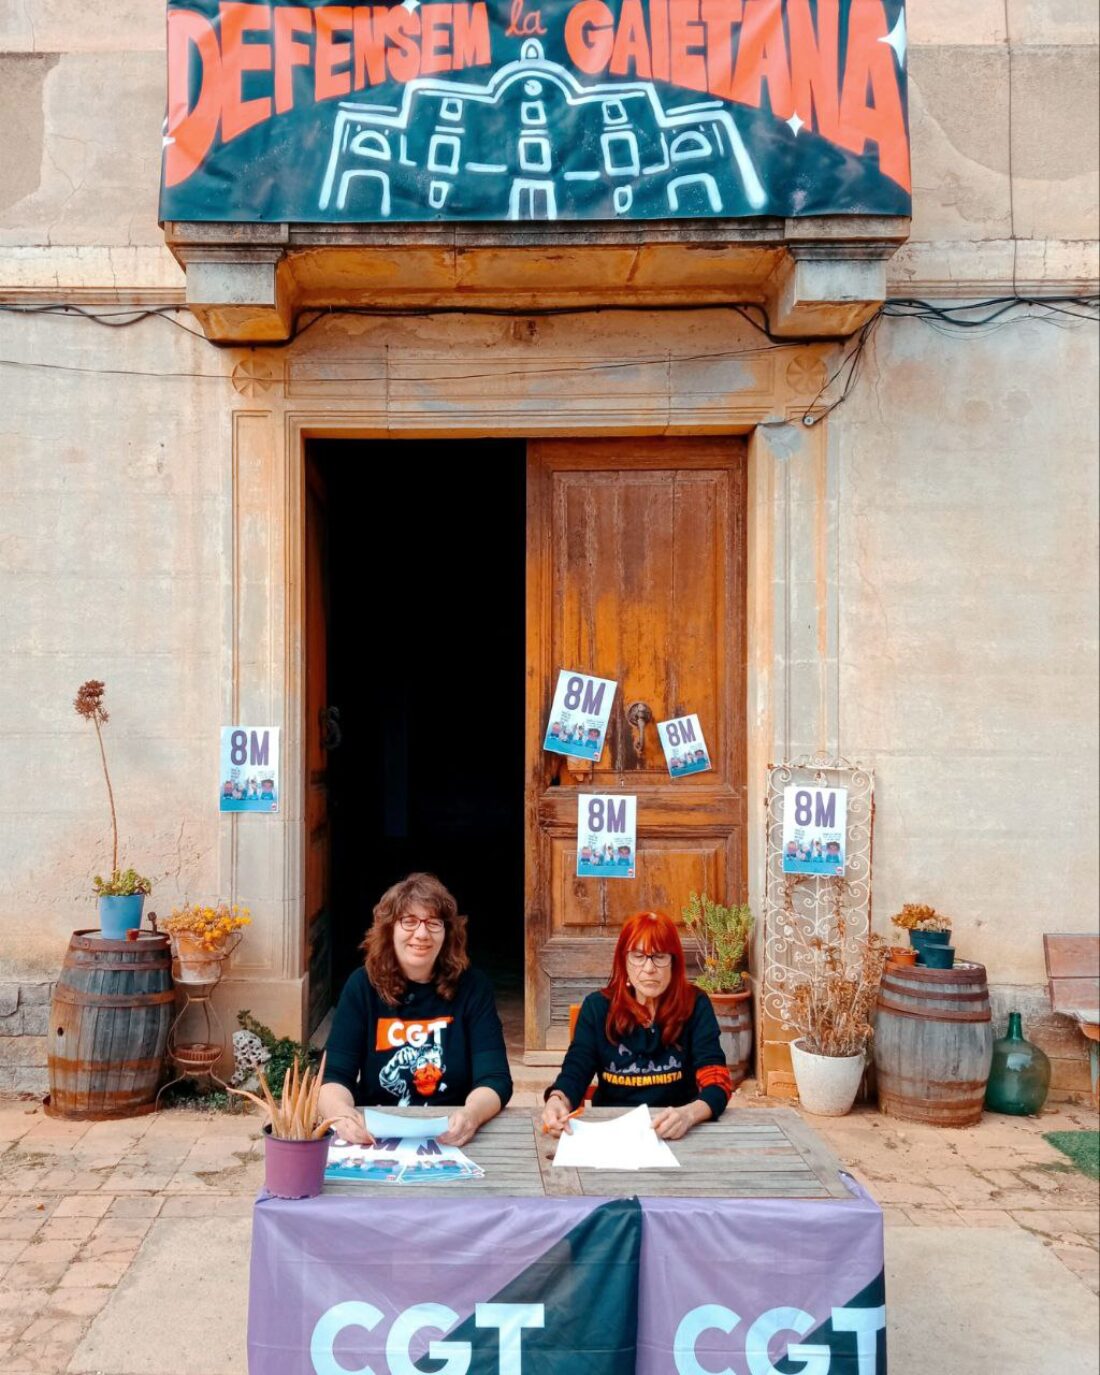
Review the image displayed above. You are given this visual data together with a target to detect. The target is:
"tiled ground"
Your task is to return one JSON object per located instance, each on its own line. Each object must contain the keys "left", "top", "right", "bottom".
{"left": 810, "top": 1099, "right": 1100, "bottom": 1295}
{"left": 0, "top": 1093, "right": 1096, "bottom": 1372}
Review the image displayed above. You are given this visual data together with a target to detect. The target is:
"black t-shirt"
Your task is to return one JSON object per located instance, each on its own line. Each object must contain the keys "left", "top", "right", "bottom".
{"left": 547, "top": 990, "right": 731, "bottom": 1120}
{"left": 323, "top": 966, "right": 513, "bottom": 1109}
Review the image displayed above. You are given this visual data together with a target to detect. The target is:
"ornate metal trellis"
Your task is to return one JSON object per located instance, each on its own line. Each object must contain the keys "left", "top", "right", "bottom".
{"left": 762, "top": 753, "right": 875, "bottom": 1029}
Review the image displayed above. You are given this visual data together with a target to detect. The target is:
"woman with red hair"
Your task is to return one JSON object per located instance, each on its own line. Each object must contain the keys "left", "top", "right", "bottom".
{"left": 542, "top": 911, "right": 733, "bottom": 1141}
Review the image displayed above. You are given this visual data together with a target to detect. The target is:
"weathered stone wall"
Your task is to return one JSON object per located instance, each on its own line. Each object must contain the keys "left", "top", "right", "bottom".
{"left": 0, "top": 3, "right": 1097, "bottom": 1093}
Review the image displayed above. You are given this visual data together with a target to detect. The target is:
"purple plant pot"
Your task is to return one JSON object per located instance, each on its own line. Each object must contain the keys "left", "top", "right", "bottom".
{"left": 263, "top": 1126, "right": 332, "bottom": 1199}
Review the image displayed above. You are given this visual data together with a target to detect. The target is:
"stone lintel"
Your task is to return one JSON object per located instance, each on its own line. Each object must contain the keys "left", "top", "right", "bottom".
{"left": 165, "top": 218, "right": 909, "bottom": 344}
{"left": 768, "top": 251, "right": 891, "bottom": 337}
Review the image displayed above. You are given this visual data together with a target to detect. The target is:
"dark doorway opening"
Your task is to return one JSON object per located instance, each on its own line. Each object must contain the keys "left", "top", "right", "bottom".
{"left": 306, "top": 440, "right": 527, "bottom": 1046}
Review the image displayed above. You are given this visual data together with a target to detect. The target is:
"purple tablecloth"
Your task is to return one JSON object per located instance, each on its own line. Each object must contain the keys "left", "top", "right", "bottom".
{"left": 248, "top": 1179, "right": 885, "bottom": 1373}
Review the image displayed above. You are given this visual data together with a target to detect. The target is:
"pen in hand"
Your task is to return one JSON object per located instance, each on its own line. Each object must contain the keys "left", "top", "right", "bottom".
{"left": 542, "top": 1105, "right": 584, "bottom": 1136}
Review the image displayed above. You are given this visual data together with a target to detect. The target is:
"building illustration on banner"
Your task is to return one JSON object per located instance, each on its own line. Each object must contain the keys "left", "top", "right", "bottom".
{"left": 320, "top": 39, "right": 766, "bottom": 220}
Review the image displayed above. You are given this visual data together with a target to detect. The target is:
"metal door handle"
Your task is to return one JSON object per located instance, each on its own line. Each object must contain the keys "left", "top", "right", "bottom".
{"left": 626, "top": 701, "right": 653, "bottom": 762}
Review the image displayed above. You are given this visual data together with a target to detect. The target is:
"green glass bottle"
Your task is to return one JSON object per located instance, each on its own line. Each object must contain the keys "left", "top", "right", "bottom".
{"left": 984, "top": 1012, "right": 1051, "bottom": 1116}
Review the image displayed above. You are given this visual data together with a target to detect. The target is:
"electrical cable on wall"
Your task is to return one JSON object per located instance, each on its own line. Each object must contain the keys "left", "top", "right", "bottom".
{"left": 0, "top": 294, "right": 1097, "bottom": 425}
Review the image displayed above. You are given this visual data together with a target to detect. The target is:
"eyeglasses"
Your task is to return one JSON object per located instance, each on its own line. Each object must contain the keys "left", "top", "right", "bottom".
{"left": 625, "top": 950, "right": 672, "bottom": 969}
{"left": 397, "top": 915, "right": 446, "bottom": 934}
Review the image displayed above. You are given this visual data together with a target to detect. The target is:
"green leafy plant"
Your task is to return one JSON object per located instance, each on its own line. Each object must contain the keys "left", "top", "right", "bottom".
{"left": 682, "top": 892, "right": 754, "bottom": 993}
{"left": 92, "top": 868, "right": 152, "bottom": 897}
{"left": 890, "top": 903, "right": 951, "bottom": 933}
{"left": 237, "top": 1010, "right": 317, "bottom": 1091}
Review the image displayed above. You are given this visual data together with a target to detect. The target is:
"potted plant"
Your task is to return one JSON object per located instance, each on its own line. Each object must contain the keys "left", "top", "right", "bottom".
{"left": 160, "top": 902, "right": 251, "bottom": 983}
{"left": 889, "top": 903, "right": 952, "bottom": 963}
{"left": 682, "top": 892, "right": 755, "bottom": 1088}
{"left": 230, "top": 1054, "right": 335, "bottom": 1199}
{"left": 74, "top": 680, "right": 153, "bottom": 940}
{"left": 787, "top": 930, "right": 889, "bottom": 1115}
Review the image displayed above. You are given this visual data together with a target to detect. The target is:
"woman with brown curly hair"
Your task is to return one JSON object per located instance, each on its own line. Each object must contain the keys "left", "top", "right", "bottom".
{"left": 318, "top": 873, "right": 512, "bottom": 1147}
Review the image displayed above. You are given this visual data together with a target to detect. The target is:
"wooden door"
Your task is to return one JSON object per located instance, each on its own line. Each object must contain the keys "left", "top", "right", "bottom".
{"left": 304, "top": 460, "right": 333, "bottom": 1034}
{"left": 525, "top": 440, "right": 747, "bottom": 1056}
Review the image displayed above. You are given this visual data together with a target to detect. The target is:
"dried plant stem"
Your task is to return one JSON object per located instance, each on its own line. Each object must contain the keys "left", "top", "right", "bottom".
{"left": 92, "top": 714, "right": 119, "bottom": 875}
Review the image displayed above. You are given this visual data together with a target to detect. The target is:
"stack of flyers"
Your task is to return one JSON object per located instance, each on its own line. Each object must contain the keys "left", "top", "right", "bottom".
{"left": 324, "top": 1109, "right": 485, "bottom": 1187}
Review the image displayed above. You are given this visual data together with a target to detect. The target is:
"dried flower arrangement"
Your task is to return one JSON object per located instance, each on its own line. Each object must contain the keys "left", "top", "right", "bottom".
{"left": 778, "top": 881, "right": 888, "bottom": 1058}
{"left": 229, "top": 1053, "right": 336, "bottom": 1140}
{"left": 890, "top": 903, "right": 951, "bottom": 933}
{"left": 682, "top": 892, "right": 754, "bottom": 993}
{"left": 161, "top": 902, "right": 252, "bottom": 952}
{"left": 74, "top": 680, "right": 152, "bottom": 897}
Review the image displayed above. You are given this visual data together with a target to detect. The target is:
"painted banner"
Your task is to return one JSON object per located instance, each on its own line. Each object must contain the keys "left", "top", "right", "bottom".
{"left": 782, "top": 783, "right": 846, "bottom": 875}
{"left": 248, "top": 1188, "right": 887, "bottom": 1372}
{"left": 219, "top": 726, "right": 280, "bottom": 811}
{"left": 161, "top": 0, "right": 910, "bottom": 223}
{"left": 544, "top": 670, "right": 617, "bottom": 761}
{"left": 657, "top": 712, "right": 711, "bottom": 775}
{"left": 577, "top": 792, "right": 636, "bottom": 877}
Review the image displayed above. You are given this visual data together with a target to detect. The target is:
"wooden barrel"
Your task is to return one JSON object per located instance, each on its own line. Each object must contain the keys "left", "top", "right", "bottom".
{"left": 874, "top": 961, "right": 993, "bottom": 1127}
{"left": 46, "top": 931, "right": 174, "bottom": 1121}
{"left": 710, "top": 989, "right": 754, "bottom": 1090}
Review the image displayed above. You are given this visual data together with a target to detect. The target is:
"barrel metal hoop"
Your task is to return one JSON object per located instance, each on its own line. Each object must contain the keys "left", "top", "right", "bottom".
{"left": 48, "top": 1055, "right": 169, "bottom": 1073}
{"left": 881, "top": 983, "right": 989, "bottom": 1002}
{"left": 877, "top": 998, "right": 991, "bottom": 1023}
{"left": 64, "top": 958, "right": 171, "bottom": 973}
{"left": 52, "top": 989, "right": 176, "bottom": 1008}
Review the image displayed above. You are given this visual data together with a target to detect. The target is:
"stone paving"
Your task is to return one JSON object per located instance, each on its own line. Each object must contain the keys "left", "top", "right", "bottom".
{"left": 0, "top": 1093, "right": 1096, "bottom": 1373}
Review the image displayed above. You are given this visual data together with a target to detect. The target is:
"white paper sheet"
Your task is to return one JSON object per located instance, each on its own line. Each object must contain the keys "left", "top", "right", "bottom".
{"left": 551, "top": 1105, "right": 680, "bottom": 1170}
{"left": 360, "top": 1109, "right": 451, "bottom": 1141}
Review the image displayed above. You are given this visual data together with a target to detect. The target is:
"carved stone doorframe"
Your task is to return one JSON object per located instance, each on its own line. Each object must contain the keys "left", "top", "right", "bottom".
{"left": 218, "top": 316, "right": 841, "bottom": 1048}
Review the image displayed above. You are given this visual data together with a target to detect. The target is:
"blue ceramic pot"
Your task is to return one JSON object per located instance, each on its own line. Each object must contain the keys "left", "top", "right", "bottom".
{"left": 921, "top": 930, "right": 952, "bottom": 946}
{"left": 98, "top": 894, "right": 145, "bottom": 940}
{"left": 921, "top": 944, "right": 956, "bottom": 969}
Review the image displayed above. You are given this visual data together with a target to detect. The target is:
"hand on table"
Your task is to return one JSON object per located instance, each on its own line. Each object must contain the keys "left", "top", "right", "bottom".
{"left": 651, "top": 1105, "right": 697, "bottom": 1141}
{"left": 438, "top": 1106, "right": 479, "bottom": 1148}
{"left": 331, "top": 1113, "right": 375, "bottom": 1146}
{"left": 540, "top": 1094, "right": 576, "bottom": 1138}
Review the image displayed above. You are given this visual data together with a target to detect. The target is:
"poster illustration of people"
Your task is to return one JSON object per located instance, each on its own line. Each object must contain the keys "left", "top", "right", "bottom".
{"left": 219, "top": 727, "right": 280, "bottom": 812}
{"left": 781, "top": 785, "right": 846, "bottom": 875}
{"left": 657, "top": 713, "right": 711, "bottom": 776}
{"left": 577, "top": 794, "right": 637, "bottom": 878}
{"left": 544, "top": 671, "right": 617, "bottom": 762}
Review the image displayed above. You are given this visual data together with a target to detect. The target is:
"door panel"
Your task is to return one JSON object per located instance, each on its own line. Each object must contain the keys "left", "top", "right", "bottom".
{"left": 305, "top": 460, "right": 333, "bottom": 1035}
{"left": 525, "top": 440, "right": 747, "bottom": 1054}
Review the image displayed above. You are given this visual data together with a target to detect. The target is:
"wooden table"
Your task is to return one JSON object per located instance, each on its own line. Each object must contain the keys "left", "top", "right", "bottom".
{"left": 252, "top": 1106, "right": 882, "bottom": 1373}
{"left": 323, "top": 1104, "right": 853, "bottom": 1200}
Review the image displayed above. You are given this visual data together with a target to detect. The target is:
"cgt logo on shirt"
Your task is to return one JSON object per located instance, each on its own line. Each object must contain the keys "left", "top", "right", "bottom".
{"left": 375, "top": 1017, "right": 453, "bottom": 1052}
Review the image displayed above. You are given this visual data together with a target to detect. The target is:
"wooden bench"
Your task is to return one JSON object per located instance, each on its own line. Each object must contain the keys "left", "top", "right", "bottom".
{"left": 1044, "top": 933, "right": 1100, "bottom": 1107}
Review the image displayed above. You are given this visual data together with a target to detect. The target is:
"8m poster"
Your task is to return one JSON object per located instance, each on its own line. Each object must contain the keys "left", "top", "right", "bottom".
{"left": 781, "top": 785, "right": 846, "bottom": 875}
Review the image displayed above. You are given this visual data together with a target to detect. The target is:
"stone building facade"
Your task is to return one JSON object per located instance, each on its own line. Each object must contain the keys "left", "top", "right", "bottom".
{"left": 1, "top": 3, "right": 1097, "bottom": 1097}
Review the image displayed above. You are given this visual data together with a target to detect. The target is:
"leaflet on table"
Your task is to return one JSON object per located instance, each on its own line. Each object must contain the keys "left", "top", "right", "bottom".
{"left": 325, "top": 1139, "right": 483, "bottom": 1185}
{"left": 543, "top": 670, "right": 617, "bottom": 761}
{"left": 326, "top": 1108, "right": 483, "bottom": 1184}
{"left": 552, "top": 1105, "right": 680, "bottom": 1171}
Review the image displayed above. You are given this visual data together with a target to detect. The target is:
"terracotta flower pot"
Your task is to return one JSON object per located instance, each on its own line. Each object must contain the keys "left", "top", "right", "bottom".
{"left": 706, "top": 983, "right": 753, "bottom": 1090}
{"left": 263, "top": 1125, "right": 333, "bottom": 1199}
{"left": 888, "top": 946, "right": 917, "bottom": 968}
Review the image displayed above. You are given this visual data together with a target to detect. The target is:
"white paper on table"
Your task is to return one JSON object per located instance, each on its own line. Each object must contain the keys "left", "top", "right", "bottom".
{"left": 552, "top": 1105, "right": 680, "bottom": 1170}
{"left": 360, "top": 1109, "right": 451, "bottom": 1141}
